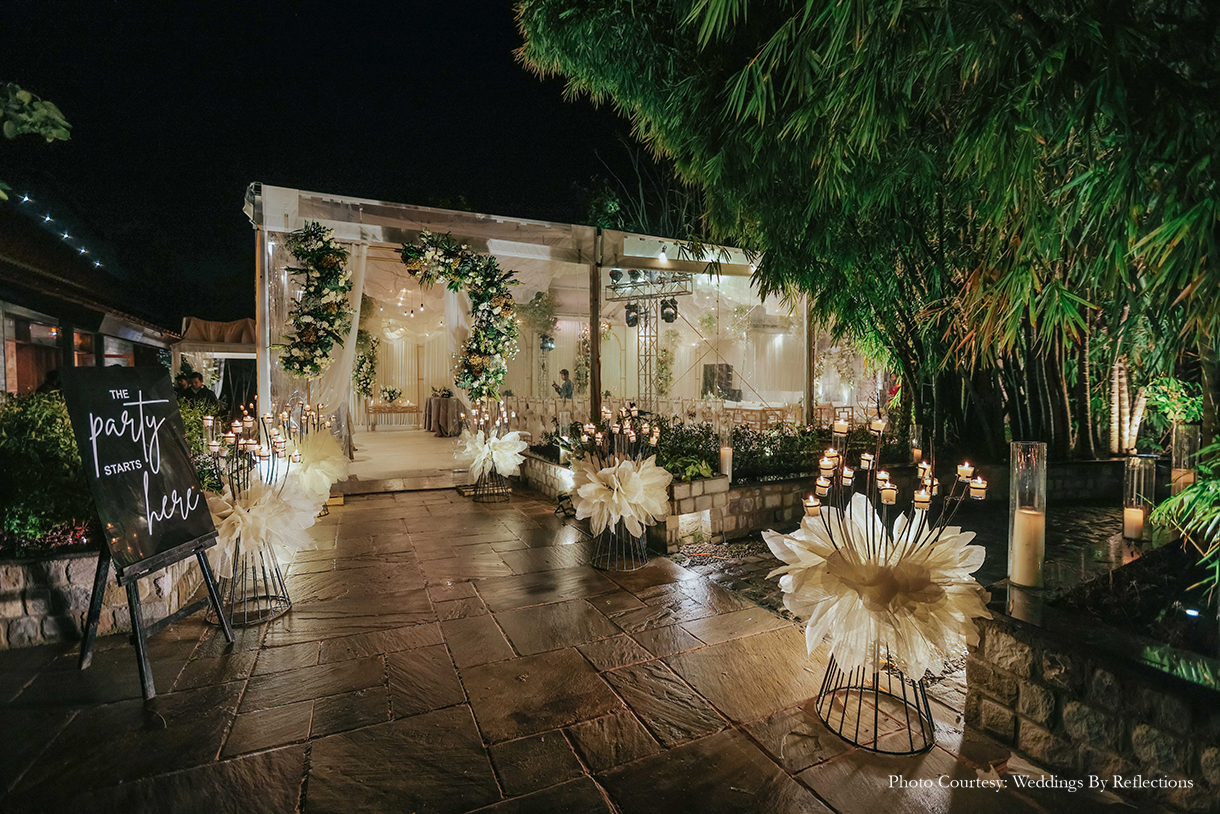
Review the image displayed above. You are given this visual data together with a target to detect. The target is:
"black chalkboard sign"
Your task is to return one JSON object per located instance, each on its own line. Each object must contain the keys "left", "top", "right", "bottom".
{"left": 61, "top": 366, "right": 216, "bottom": 570}
{"left": 61, "top": 366, "right": 233, "bottom": 699}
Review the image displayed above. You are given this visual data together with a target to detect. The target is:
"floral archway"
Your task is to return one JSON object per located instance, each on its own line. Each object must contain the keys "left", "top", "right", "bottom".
{"left": 398, "top": 231, "right": 520, "bottom": 400}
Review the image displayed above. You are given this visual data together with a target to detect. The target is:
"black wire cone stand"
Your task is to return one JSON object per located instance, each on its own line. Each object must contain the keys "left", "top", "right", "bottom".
{"left": 466, "top": 468, "right": 511, "bottom": 502}
{"left": 814, "top": 652, "right": 935, "bottom": 755}
{"left": 591, "top": 519, "right": 649, "bottom": 571}
{"left": 205, "top": 537, "right": 293, "bottom": 629}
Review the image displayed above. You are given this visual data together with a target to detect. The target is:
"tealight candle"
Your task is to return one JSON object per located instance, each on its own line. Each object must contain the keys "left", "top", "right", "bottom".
{"left": 826, "top": 447, "right": 840, "bottom": 462}
{"left": 612, "top": 423, "right": 621, "bottom": 434}
{"left": 859, "top": 452, "right": 874, "bottom": 470}
{"left": 258, "top": 446, "right": 271, "bottom": 460}
{"left": 832, "top": 419, "right": 848, "bottom": 435}
{"left": 957, "top": 462, "right": 974, "bottom": 482}
{"left": 818, "top": 456, "right": 836, "bottom": 477}
{"left": 242, "top": 416, "right": 255, "bottom": 429}
{"left": 581, "top": 434, "right": 589, "bottom": 444}
{"left": 912, "top": 446, "right": 923, "bottom": 463}
{"left": 880, "top": 483, "right": 898, "bottom": 504}
{"left": 223, "top": 431, "right": 236, "bottom": 445}
{"left": 815, "top": 476, "right": 831, "bottom": 497}
{"left": 231, "top": 420, "right": 242, "bottom": 433}
{"left": 969, "top": 476, "right": 988, "bottom": 500}
{"left": 631, "top": 407, "right": 639, "bottom": 418}
{"left": 202, "top": 415, "right": 214, "bottom": 428}
{"left": 803, "top": 495, "right": 821, "bottom": 516}
{"left": 595, "top": 432, "right": 604, "bottom": 444}
{"left": 924, "top": 476, "right": 940, "bottom": 496}
{"left": 869, "top": 416, "right": 887, "bottom": 435}
{"left": 291, "top": 450, "right": 302, "bottom": 463}
{"left": 840, "top": 466, "right": 854, "bottom": 487}
{"left": 917, "top": 460, "right": 931, "bottom": 477}
{"left": 208, "top": 440, "right": 220, "bottom": 454}
{"left": 876, "top": 470, "right": 890, "bottom": 484}
{"left": 650, "top": 435, "right": 658, "bottom": 447}
{"left": 914, "top": 489, "right": 931, "bottom": 510}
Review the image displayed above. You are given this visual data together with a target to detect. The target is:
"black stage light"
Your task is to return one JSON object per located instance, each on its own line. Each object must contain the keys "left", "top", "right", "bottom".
{"left": 624, "top": 303, "right": 639, "bottom": 328}
{"left": 660, "top": 298, "right": 678, "bottom": 323}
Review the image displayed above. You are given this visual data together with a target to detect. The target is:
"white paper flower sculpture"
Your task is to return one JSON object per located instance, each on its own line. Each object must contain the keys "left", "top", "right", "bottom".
{"left": 763, "top": 492, "right": 991, "bottom": 678}
{"left": 460, "top": 429, "right": 528, "bottom": 480}
{"left": 572, "top": 455, "right": 673, "bottom": 537}
{"left": 288, "top": 431, "right": 350, "bottom": 501}
{"left": 206, "top": 479, "right": 319, "bottom": 576}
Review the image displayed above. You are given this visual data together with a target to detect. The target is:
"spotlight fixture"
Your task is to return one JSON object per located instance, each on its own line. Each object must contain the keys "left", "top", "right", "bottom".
{"left": 660, "top": 298, "right": 678, "bottom": 323}
{"left": 628, "top": 268, "right": 642, "bottom": 282}
{"left": 658, "top": 244, "right": 668, "bottom": 262}
{"left": 609, "top": 269, "right": 623, "bottom": 284}
{"left": 539, "top": 334, "right": 556, "bottom": 351}
{"left": 624, "top": 303, "right": 639, "bottom": 328}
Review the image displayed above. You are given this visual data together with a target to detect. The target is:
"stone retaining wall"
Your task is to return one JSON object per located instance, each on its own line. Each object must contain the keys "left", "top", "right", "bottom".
{"left": 0, "top": 551, "right": 203, "bottom": 651}
{"left": 966, "top": 614, "right": 1220, "bottom": 813}
{"left": 518, "top": 452, "right": 572, "bottom": 502}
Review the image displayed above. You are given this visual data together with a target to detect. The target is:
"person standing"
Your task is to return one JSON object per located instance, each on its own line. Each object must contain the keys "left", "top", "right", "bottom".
{"left": 183, "top": 371, "right": 218, "bottom": 408}
{"left": 552, "top": 369, "right": 574, "bottom": 400}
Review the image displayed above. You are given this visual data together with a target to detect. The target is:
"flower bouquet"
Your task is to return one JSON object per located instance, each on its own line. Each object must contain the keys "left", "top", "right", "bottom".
{"left": 379, "top": 386, "right": 402, "bottom": 404}
{"left": 568, "top": 404, "right": 672, "bottom": 571}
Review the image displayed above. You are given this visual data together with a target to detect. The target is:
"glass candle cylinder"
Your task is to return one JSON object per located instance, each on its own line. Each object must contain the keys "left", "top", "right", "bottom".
{"left": 1124, "top": 454, "right": 1157, "bottom": 540}
{"left": 1008, "top": 441, "right": 1047, "bottom": 588}
{"left": 910, "top": 424, "right": 923, "bottom": 463}
{"left": 803, "top": 496, "right": 820, "bottom": 517}
{"left": 718, "top": 422, "right": 733, "bottom": 482}
{"left": 1171, "top": 423, "right": 1201, "bottom": 496}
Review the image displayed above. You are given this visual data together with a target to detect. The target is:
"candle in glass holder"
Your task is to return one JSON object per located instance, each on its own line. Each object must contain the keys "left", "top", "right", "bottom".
{"left": 917, "top": 460, "right": 931, "bottom": 478}
{"left": 912, "top": 447, "right": 923, "bottom": 463}
{"left": 223, "top": 431, "right": 236, "bottom": 445}
{"left": 595, "top": 432, "right": 604, "bottom": 444}
{"left": 880, "top": 483, "right": 898, "bottom": 504}
{"left": 208, "top": 439, "right": 220, "bottom": 454}
{"left": 832, "top": 419, "right": 848, "bottom": 435}
{"left": 826, "top": 447, "right": 840, "bottom": 463}
{"left": 631, "top": 407, "right": 639, "bottom": 418}
{"left": 957, "top": 462, "right": 974, "bottom": 482}
{"left": 840, "top": 466, "right": 855, "bottom": 487}
{"left": 202, "top": 415, "right": 214, "bottom": 429}
{"left": 242, "top": 416, "right": 255, "bottom": 430}
{"left": 258, "top": 446, "right": 271, "bottom": 460}
{"left": 818, "top": 456, "right": 836, "bottom": 477}
{"left": 720, "top": 446, "right": 734, "bottom": 481}
{"left": 924, "top": 476, "right": 940, "bottom": 496}
{"left": 803, "top": 496, "right": 821, "bottom": 516}
{"left": 969, "top": 477, "right": 988, "bottom": 500}
{"left": 869, "top": 416, "right": 887, "bottom": 435}
{"left": 231, "top": 420, "right": 243, "bottom": 433}
{"left": 876, "top": 470, "right": 890, "bottom": 485}
{"left": 859, "top": 452, "right": 874, "bottom": 470}
{"left": 815, "top": 476, "right": 831, "bottom": 497}
{"left": 914, "top": 489, "right": 931, "bottom": 510}
{"left": 1123, "top": 507, "right": 1145, "bottom": 540}
{"left": 291, "top": 450, "right": 302, "bottom": 463}
{"left": 1010, "top": 508, "right": 1046, "bottom": 588}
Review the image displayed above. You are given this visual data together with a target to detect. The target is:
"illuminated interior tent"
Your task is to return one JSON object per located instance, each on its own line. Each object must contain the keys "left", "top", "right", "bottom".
{"left": 243, "top": 183, "right": 878, "bottom": 484}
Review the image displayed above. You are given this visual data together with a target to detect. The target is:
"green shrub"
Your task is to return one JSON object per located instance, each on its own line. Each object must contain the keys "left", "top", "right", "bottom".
{"left": 0, "top": 391, "right": 95, "bottom": 543}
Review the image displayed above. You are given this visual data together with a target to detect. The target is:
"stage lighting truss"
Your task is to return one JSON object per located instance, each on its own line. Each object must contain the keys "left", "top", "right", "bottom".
{"left": 605, "top": 269, "right": 693, "bottom": 303}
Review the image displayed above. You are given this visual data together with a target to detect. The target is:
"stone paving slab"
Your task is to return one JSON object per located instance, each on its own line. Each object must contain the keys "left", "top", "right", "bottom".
{"left": 0, "top": 488, "right": 1117, "bottom": 814}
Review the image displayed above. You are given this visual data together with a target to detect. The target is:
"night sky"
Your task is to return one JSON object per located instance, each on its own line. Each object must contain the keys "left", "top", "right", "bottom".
{"left": 4, "top": 1, "right": 631, "bottom": 327}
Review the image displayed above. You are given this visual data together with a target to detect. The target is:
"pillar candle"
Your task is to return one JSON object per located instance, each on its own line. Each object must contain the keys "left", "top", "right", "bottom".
{"left": 803, "top": 496, "right": 820, "bottom": 517}
{"left": 859, "top": 452, "right": 874, "bottom": 470}
{"left": 832, "top": 419, "right": 848, "bottom": 435}
{"left": 914, "top": 489, "right": 931, "bottom": 510}
{"left": 1123, "top": 507, "right": 1145, "bottom": 540}
{"left": 1010, "top": 508, "right": 1046, "bottom": 588}
{"left": 912, "top": 447, "right": 923, "bottom": 463}
{"left": 720, "top": 446, "right": 734, "bottom": 481}
{"left": 869, "top": 417, "right": 887, "bottom": 434}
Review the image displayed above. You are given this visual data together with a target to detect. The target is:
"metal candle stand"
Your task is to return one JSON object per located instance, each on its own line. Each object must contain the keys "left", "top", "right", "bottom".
{"left": 199, "top": 398, "right": 336, "bottom": 628}
{"left": 465, "top": 399, "right": 514, "bottom": 503}
{"left": 577, "top": 404, "right": 661, "bottom": 572}
{"left": 808, "top": 418, "right": 985, "bottom": 755}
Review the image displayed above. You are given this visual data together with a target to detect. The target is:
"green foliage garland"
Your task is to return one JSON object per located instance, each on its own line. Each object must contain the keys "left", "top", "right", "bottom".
{"left": 278, "top": 222, "right": 354, "bottom": 379}
{"left": 399, "top": 230, "right": 520, "bottom": 400}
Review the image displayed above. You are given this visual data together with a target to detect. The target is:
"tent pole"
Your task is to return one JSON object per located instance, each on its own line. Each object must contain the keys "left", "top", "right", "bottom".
{"left": 255, "top": 225, "right": 272, "bottom": 420}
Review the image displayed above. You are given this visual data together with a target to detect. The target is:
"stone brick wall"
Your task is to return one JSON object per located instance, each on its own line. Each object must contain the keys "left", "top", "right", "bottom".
{"left": 0, "top": 551, "right": 203, "bottom": 651}
{"left": 647, "top": 476, "right": 731, "bottom": 553}
{"left": 517, "top": 452, "right": 572, "bottom": 501}
{"left": 966, "top": 614, "right": 1220, "bottom": 813}
{"left": 723, "top": 478, "right": 815, "bottom": 542}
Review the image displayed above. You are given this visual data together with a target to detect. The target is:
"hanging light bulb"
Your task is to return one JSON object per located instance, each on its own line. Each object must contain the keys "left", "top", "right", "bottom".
{"left": 658, "top": 244, "right": 668, "bottom": 262}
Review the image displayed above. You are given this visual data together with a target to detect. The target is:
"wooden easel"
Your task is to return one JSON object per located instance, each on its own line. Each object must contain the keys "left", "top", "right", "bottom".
{"left": 79, "top": 533, "right": 234, "bottom": 700}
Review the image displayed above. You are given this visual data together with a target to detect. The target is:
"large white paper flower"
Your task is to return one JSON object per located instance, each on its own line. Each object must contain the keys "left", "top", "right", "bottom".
{"left": 460, "top": 429, "right": 527, "bottom": 480}
{"left": 763, "top": 492, "right": 991, "bottom": 678}
{"left": 288, "top": 431, "right": 349, "bottom": 500}
{"left": 206, "top": 480, "right": 319, "bottom": 576}
{"left": 572, "top": 455, "right": 673, "bottom": 537}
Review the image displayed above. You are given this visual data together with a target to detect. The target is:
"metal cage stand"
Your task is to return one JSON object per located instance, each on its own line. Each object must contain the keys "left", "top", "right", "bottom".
{"left": 205, "top": 536, "right": 292, "bottom": 629}
{"left": 471, "top": 468, "right": 511, "bottom": 503}
{"left": 592, "top": 519, "right": 649, "bottom": 571}
{"left": 814, "top": 652, "right": 935, "bottom": 755}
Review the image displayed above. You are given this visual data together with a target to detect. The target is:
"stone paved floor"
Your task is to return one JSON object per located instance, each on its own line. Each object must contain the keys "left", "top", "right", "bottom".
{"left": 0, "top": 490, "right": 1144, "bottom": 813}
